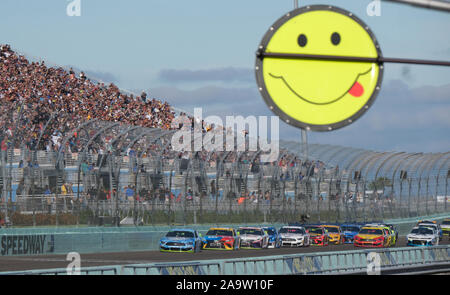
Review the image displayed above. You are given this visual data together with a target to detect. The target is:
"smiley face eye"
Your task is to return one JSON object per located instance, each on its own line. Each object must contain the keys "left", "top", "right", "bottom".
{"left": 297, "top": 34, "right": 307, "bottom": 47}
{"left": 331, "top": 32, "right": 341, "bottom": 45}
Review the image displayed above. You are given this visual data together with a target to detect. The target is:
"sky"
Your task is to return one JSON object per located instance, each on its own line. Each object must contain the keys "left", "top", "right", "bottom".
{"left": 1, "top": 0, "right": 449, "bottom": 153}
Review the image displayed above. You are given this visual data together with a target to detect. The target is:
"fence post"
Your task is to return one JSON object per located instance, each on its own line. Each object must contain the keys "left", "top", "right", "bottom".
{"left": 77, "top": 199, "right": 80, "bottom": 227}
{"left": 32, "top": 196, "right": 36, "bottom": 227}
{"left": 55, "top": 193, "right": 59, "bottom": 226}
{"left": 407, "top": 178, "right": 412, "bottom": 218}
{"left": 316, "top": 177, "right": 321, "bottom": 223}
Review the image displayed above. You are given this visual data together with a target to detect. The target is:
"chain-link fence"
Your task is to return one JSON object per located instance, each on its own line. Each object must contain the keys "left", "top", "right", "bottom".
{"left": 1, "top": 43, "right": 448, "bottom": 227}
{"left": 0, "top": 121, "right": 449, "bottom": 227}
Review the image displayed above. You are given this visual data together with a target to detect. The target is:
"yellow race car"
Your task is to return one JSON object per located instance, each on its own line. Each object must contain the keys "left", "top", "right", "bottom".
{"left": 382, "top": 225, "right": 396, "bottom": 247}
{"left": 364, "top": 223, "right": 396, "bottom": 247}
{"left": 320, "top": 224, "right": 343, "bottom": 245}
{"left": 441, "top": 219, "right": 450, "bottom": 238}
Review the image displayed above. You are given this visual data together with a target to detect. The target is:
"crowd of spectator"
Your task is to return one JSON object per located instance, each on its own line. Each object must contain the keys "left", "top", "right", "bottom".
{"left": 0, "top": 44, "right": 247, "bottom": 166}
{"left": 1, "top": 44, "right": 338, "bottom": 204}
{"left": 0, "top": 44, "right": 175, "bottom": 151}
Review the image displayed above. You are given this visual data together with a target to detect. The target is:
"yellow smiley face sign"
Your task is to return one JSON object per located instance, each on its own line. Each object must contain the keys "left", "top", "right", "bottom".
{"left": 255, "top": 5, "right": 383, "bottom": 131}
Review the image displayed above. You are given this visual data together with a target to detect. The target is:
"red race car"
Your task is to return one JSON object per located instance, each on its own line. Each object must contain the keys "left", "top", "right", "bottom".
{"left": 202, "top": 228, "right": 240, "bottom": 250}
{"left": 354, "top": 226, "right": 390, "bottom": 248}
{"left": 305, "top": 225, "right": 329, "bottom": 246}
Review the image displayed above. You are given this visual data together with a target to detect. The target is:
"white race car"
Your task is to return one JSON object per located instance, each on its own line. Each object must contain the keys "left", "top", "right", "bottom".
{"left": 278, "top": 226, "right": 310, "bottom": 247}
{"left": 237, "top": 227, "right": 269, "bottom": 249}
{"left": 417, "top": 222, "right": 443, "bottom": 241}
{"left": 407, "top": 226, "right": 439, "bottom": 247}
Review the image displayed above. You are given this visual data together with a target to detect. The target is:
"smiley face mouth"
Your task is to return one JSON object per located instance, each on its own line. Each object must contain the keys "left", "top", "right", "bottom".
{"left": 268, "top": 67, "right": 372, "bottom": 105}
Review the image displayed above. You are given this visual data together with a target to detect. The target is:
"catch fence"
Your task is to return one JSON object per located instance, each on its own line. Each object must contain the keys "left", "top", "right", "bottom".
{"left": 0, "top": 120, "right": 449, "bottom": 226}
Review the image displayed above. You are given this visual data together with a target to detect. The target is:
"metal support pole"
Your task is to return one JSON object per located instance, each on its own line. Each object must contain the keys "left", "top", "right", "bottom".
{"left": 445, "top": 177, "right": 448, "bottom": 212}
{"left": 416, "top": 178, "right": 421, "bottom": 216}
{"left": 327, "top": 178, "right": 332, "bottom": 222}
{"left": 294, "top": 172, "right": 298, "bottom": 220}
{"left": 215, "top": 161, "right": 220, "bottom": 220}
{"left": 2, "top": 154, "right": 7, "bottom": 224}
{"left": 382, "top": 0, "right": 450, "bottom": 12}
{"left": 407, "top": 178, "right": 412, "bottom": 217}
{"left": 362, "top": 181, "right": 367, "bottom": 222}
{"left": 434, "top": 176, "right": 439, "bottom": 213}
{"left": 316, "top": 177, "right": 320, "bottom": 222}
{"left": 399, "top": 180, "right": 404, "bottom": 218}
{"left": 191, "top": 158, "right": 197, "bottom": 225}
{"left": 108, "top": 155, "right": 114, "bottom": 221}
{"left": 425, "top": 178, "right": 430, "bottom": 216}
{"left": 295, "top": 0, "right": 307, "bottom": 165}
{"left": 301, "top": 129, "right": 308, "bottom": 162}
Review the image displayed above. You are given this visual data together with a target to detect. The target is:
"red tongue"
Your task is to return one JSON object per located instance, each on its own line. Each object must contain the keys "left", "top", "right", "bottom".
{"left": 348, "top": 81, "right": 364, "bottom": 97}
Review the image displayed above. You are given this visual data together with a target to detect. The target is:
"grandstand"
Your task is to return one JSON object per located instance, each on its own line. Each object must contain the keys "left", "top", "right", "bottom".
{"left": 0, "top": 44, "right": 449, "bottom": 227}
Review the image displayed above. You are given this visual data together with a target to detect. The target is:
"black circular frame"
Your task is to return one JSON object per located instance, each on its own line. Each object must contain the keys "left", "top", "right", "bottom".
{"left": 254, "top": 5, "right": 384, "bottom": 132}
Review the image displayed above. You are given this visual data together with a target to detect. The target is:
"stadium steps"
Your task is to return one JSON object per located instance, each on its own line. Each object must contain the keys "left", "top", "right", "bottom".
{"left": 239, "top": 178, "right": 246, "bottom": 194}
{"left": 57, "top": 174, "right": 64, "bottom": 192}
{"left": 112, "top": 175, "right": 117, "bottom": 190}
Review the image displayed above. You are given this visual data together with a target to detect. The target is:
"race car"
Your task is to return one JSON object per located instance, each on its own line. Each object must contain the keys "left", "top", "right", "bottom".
{"left": 262, "top": 226, "right": 281, "bottom": 248}
{"left": 417, "top": 222, "right": 443, "bottom": 241}
{"left": 363, "top": 223, "right": 396, "bottom": 246}
{"left": 382, "top": 225, "right": 396, "bottom": 246}
{"left": 407, "top": 226, "right": 440, "bottom": 246}
{"left": 354, "top": 226, "right": 390, "bottom": 248}
{"left": 321, "top": 224, "right": 343, "bottom": 245}
{"left": 440, "top": 219, "right": 450, "bottom": 238}
{"left": 340, "top": 224, "right": 362, "bottom": 244}
{"left": 416, "top": 220, "right": 436, "bottom": 226}
{"left": 237, "top": 227, "right": 269, "bottom": 249}
{"left": 159, "top": 229, "right": 203, "bottom": 253}
{"left": 202, "top": 227, "right": 240, "bottom": 250}
{"left": 304, "top": 225, "right": 329, "bottom": 246}
{"left": 385, "top": 224, "right": 399, "bottom": 244}
{"left": 278, "top": 226, "right": 310, "bottom": 247}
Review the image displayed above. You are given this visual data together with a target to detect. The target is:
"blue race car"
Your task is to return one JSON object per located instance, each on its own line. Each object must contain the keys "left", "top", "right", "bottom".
{"left": 159, "top": 229, "right": 203, "bottom": 253}
{"left": 262, "top": 226, "right": 281, "bottom": 248}
{"left": 340, "top": 223, "right": 362, "bottom": 244}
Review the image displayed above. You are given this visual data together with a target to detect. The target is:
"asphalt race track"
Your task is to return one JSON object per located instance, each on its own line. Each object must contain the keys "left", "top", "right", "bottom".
{"left": 0, "top": 237, "right": 449, "bottom": 272}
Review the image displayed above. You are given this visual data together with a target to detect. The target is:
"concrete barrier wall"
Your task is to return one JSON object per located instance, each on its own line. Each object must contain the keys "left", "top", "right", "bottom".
{"left": 0, "top": 224, "right": 283, "bottom": 256}
{"left": 0, "top": 212, "right": 449, "bottom": 257}
{"left": 2, "top": 246, "right": 449, "bottom": 275}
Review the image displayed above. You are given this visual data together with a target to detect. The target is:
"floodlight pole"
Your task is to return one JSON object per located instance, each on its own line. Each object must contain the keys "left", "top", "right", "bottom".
{"left": 292, "top": 0, "right": 308, "bottom": 163}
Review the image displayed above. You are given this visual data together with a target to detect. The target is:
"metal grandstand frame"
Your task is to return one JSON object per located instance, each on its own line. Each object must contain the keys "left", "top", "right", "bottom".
{"left": 0, "top": 100, "right": 449, "bottom": 226}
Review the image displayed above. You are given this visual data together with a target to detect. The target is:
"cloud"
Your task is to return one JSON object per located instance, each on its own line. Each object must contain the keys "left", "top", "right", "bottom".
{"left": 412, "top": 83, "right": 450, "bottom": 103}
{"left": 146, "top": 78, "right": 450, "bottom": 153}
{"left": 149, "top": 85, "right": 268, "bottom": 115}
{"left": 158, "top": 67, "right": 254, "bottom": 83}
{"left": 401, "top": 66, "right": 413, "bottom": 82}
